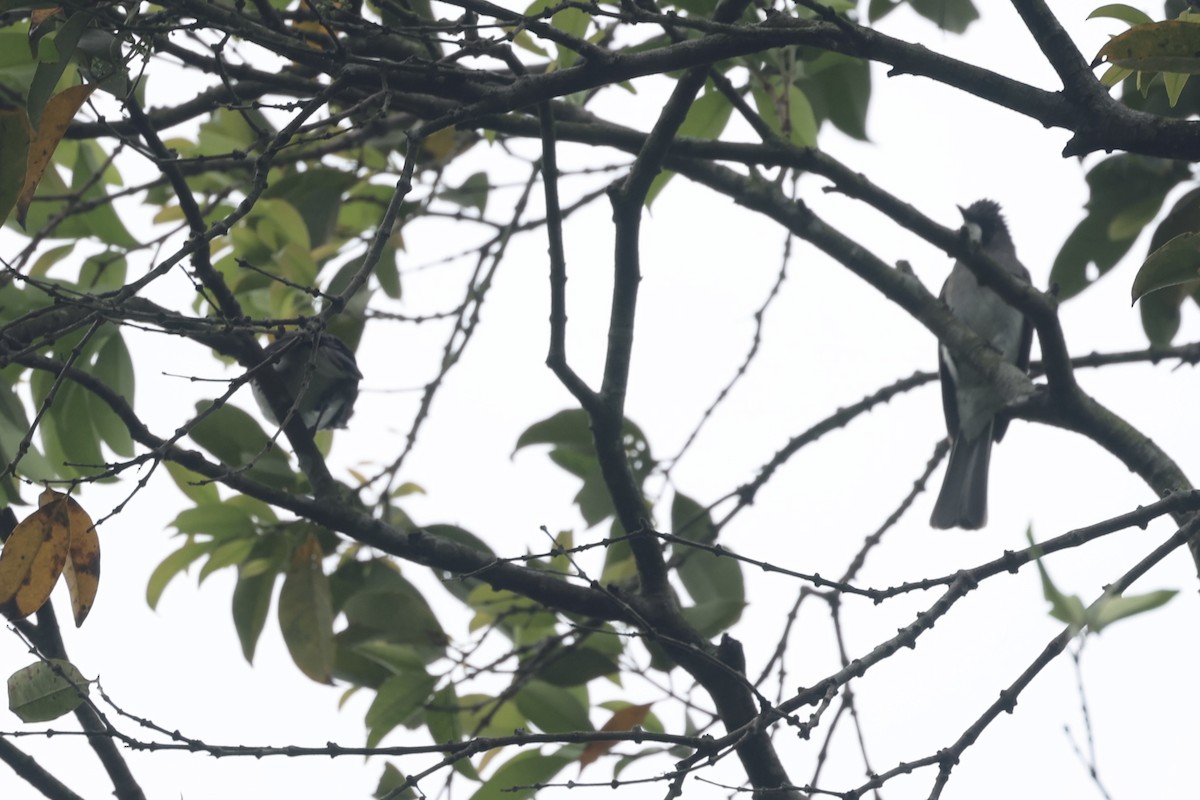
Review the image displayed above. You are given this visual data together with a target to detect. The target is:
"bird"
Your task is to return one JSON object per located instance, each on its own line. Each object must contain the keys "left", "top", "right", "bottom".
{"left": 251, "top": 331, "right": 363, "bottom": 432}
{"left": 930, "top": 200, "right": 1033, "bottom": 530}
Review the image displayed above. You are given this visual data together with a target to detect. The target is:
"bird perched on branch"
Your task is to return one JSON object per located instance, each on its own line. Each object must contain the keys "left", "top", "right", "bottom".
{"left": 930, "top": 200, "right": 1033, "bottom": 530}
{"left": 252, "top": 331, "right": 363, "bottom": 432}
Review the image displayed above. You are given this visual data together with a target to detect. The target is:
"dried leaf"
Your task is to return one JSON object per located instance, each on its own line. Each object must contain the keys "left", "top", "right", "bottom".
{"left": 0, "top": 492, "right": 71, "bottom": 620}
{"left": 40, "top": 488, "right": 100, "bottom": 626}
{"left": 578, "top": 703, "right": 652, "bottom": 769}
{"left": 17, "top": 84, "right": 97, "bottom": 226}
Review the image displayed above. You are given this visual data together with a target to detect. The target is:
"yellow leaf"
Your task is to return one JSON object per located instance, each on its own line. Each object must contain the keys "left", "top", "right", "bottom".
{"left": 0, "top": 493, "right": 71, "bottom": 620}
{"left": 1094, "top": 20, "right": 1200, "bottom": 73}
{"left": 417, "top": 127, "right": 478, "bottom": 168}
{"left": 291, "top": 18, "right": 335, "bottom": 51}
{"left": 39, "top": 489, "right": 100, "bottom": 627}
{"left": 578, "top": 703, "right": 652, "bottom": 769}
{"left": 17, "top": 84, "right": 97, "bottom": 227}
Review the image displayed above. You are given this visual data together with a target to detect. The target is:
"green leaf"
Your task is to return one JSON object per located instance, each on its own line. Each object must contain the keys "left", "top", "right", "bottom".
{"left": 551, "top": 6, "right": 589, "bottom": 69}
{"left": 373, "top": 763, "right": 417, "bottom": 800}
{"left": 0, "top": 368, "right": 49, "bottom": 497}
{"left": 197, "top": 107, "right": 275, "bottom": 155}
{"left": 671, "top": 492, "right": 743, "bottom": 621}
{"left": 365, "top": 669, "right": 438, "bottom": 748}
{"left": 670, "top": 492, "right": 716, "bottom": 546}
{"left": 232, "top": 542, "right": 284, "bottom": 663}
{"left": 668, "top": 0, "right": 717, "bottom": 15}
{"left": 867, "top": 0, "right": 899, "bottom": 23}
{"left": 782, "top": 85, "right": 818, "bottom": 147}
{"left": 1163, "top": 71, "right": 1190, "bottom": 105}
{"left": 469, "top": 749, "right": 575, "bottom": 800}
{"left": 1027, "top": 528, "right": 1085, "bottom": 632}
{"left": 164, "top": 461, "right": 220, "bottom": 505}
{"left": 333, "top": 635, "right": 394, "bottom": 688}
{"left": 1087, "top": 589, "right": 1177, "bottom": 632}
{"left": 515, "top": 680, "right": 593, "bottom": 733}
{"left": 646, "top": 90, "right": 735, "bottom": 206}
{"left": 644, "top": 169, "right": 676, "bottom": 208}
{"left": 909, "top": 0, "right": 979, "bottom": 33}
{"left": 29, "top": 367, "right": 73, "bottom": 479}
{"left": 1100, "top": 63, "right": 1134, "bottom": 87}
{"left": 26, "top": 11, "right": 90, "bottom": 129}
{"left": 278, "top": 535, "right": 336, "bottom": 683}
{"left": 425, "top": 684, "right": 481, "bottom": 779}
{"left": 613, "top": 746, "right": 671, "bottom": 779}
{"left": 173, "top": 502, "right": 256, "bottom": 540}
{"left": 26, "top": 243, "right": 73, "bottom": 277}
{"left": 7, "top": 659, "right": 90, "bottom": 722}
{"left": 0, "top": 108, "right": 30, "bottom": 227}
{"left": 680, "top": 598, "right": 745, "bottom": 637}
{"left": 1138, "top": 282, "right": 1186, "bottom": 345}
{"left": 1108, "top": 194, "right": 1166, "bottom": 241}
{"left": 146, "top": 539, "right": 213, "bottom": 609}
{"left": 1051, "top": 154, "right": 1190, "bottom": 300}
{"left": 426, "top": 684, "right": 464, "bottom": 743}
{"left": 751, "top": 81, "right": 818, "bottom": 148}
{"left": 69, "top": 142, "right": 138, "bottom": 248}
{"left": 349, "top": 639, "right": 430, "bottom": 673}
{"left": 52, "top": 379, "right": 105, "bottom": 475}
{"left": 678, "top": 546, "right": 744, "bottom": 612}
{"left": 537, "top": 642, "right": 621, "bottom": 686}
{"left": 254, "top": 198, "right": 309, "bottom": 251}
{"left": 796, "top": 51, "right": 872, "bottom": 141}
{"left": 338, "top": 183, "right": 410, "bottom": 235}
{"left": 189, "top": 401, "right": 297, "bottom": 490}
{"left": 1087, "top": 4, "right": 1155, "bottom": 26}
{"left": 1131, "top": 231, "right": 1200, "bottom": 303}
{"left": 195, "top": 541, "right": 254, "bottom": 586}
{"left": 515, "top": 408, "right": 603, "bottom": 453}
{"left": 262, "top": 167, "right": 358, "bottom": 248}
{"left": 332, "top": 558, "right": 449, "bottom": 651}
{"left": 599, "top": 519, "right": 637, "bottom": 585}
{"left": 460, "top": 693, "right": 526, "bottom": 739}
{"left": 422, "top": 524, "right": 495, "bottom": 604}
{"left": 439, "top": 171, "right": 489, "bottom": 215}
{"left": 678, "top": 90, "right": 734, "bottom": 141}
{"left": 375, "top": 245, "right": 402, "bottom": 299}
{"left": 514, "top": 409, "right": 654, "bottom": 527}
{"left": 87, "top": 328, "right": 135, "bottom": 456}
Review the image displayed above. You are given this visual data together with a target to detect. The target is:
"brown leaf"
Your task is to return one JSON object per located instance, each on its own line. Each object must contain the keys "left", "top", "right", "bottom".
{"left": 16, "top": 84, "right": 97, "bottom": 227}
{"left": 27, "top": 8, "right": 64, "bottom": 59}
{"left": 0, "top": 493, "right": 71, "bottom": 620}
{"left": 40, "top": 489, "right": 100, "bottom": 627}
{"left": 578, "top": 703, "right": 653, "bottom": 769}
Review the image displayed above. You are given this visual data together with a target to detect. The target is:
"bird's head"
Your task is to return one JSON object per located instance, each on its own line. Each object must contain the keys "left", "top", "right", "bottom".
{"left": 957, "top": 199, "right": 1010, "bottom": 248}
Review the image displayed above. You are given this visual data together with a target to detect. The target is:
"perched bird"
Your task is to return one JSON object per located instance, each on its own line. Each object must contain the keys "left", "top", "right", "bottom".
{"left": 930, "top": 200, "right": 1033, "bottom": 530}
{"left": 252, "top": 331, "right": 363, "bottom": 432}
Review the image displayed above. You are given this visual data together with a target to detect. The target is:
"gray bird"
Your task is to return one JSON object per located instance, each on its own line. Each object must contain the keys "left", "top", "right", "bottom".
{"left": 930, "top": 200, "right": 1033, "bottom": 530}
{"left": 252, "top": 331, "right": 363, "bottom": 432}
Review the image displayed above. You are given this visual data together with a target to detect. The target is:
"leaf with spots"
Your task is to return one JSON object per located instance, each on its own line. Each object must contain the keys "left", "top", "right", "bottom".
{"left": 0, "top": 489, "right": 71, "bottom": 620}
{"left": 48, "top": 488, "right": 100, "bottom": 627}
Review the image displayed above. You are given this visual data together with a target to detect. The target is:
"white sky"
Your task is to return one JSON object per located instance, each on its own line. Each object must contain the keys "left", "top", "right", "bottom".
{"left": 2, "top": 2, "right": 1198, "bottom": 799}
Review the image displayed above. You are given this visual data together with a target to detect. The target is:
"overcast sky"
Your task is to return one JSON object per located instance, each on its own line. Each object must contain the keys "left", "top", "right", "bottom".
{"left": 2, "top": 3, "right": 1198, "bottom": 799}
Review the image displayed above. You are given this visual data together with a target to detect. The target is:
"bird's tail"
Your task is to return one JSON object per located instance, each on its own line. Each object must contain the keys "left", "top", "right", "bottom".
{"left": 929, "top": 425, "right": 993, "bottom": 530}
